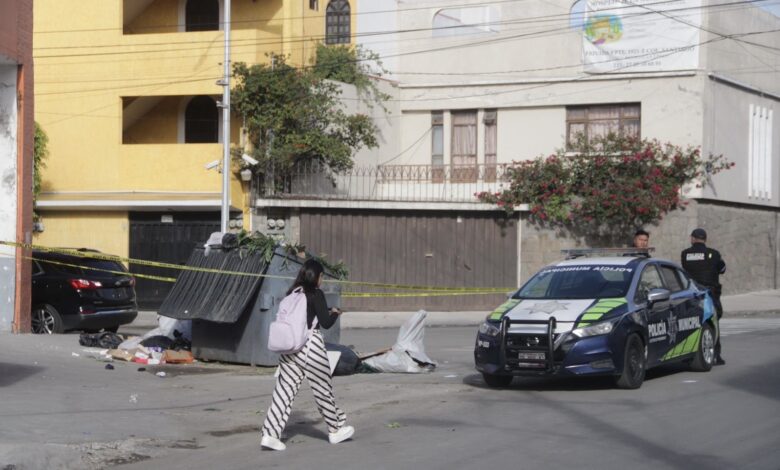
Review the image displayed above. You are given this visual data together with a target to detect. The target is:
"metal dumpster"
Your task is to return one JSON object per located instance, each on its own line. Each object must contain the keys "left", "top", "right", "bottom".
{"left": 159, "top": 246, "right": 341, "bottom": 366}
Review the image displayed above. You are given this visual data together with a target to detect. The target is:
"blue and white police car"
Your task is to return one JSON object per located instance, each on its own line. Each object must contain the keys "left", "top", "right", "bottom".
{"left": 474, "top": 249, "right": 719, "bottom": 389}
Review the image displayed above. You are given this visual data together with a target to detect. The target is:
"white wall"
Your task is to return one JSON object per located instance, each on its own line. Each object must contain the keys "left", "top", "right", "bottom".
{"left": 334, "top": 78, "right": 400, "bottom": 167}
{"left": 356, "top": 0, "right": 398, "bottom": 79}
{"left": 396, "top": 75, "right": 706, "bottom": 166}
{"left": 702, "top": 78, "right": 779, "bottom": 207}
{"left": 0, "top": 64, "right": 18, "bottom": 332}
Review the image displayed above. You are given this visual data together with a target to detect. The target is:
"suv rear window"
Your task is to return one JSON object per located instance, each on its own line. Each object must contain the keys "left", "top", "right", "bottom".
{"left": 39, "top": 257, "right": 127, "bottom": 277}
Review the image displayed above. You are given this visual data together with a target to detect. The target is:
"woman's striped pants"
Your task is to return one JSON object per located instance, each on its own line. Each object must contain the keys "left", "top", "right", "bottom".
{"left": 262, "top": 330, "right": 347, "bottom": 439}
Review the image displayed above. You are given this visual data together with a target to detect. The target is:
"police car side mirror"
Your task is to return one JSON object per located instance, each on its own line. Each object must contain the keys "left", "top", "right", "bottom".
{"left": 647, "top": 288, "right": 671, "bottom": 311}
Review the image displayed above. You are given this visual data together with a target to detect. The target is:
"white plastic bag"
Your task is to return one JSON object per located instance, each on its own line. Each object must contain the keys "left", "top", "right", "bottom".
{"left": 363, "top": 310, "right": 436, "bottom": 373}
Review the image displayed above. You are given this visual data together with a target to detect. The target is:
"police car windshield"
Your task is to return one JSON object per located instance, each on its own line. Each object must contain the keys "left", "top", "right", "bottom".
{"left": 514, "top": 265, "right": 633, "bottom": 299}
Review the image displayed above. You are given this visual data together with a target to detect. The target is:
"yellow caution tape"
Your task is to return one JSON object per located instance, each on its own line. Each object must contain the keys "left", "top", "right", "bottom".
{"left": 1, "top": 240, "right": 514, "bottom": 294}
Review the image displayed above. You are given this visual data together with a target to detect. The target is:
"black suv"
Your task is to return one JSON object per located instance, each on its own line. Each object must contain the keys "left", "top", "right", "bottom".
{"left": 31, "top": 249, "right": 138, "bottom": 334}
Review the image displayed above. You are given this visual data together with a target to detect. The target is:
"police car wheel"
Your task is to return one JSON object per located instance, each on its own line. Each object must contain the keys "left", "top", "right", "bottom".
{"left": 615, "top": 334, "right": 646, "bottom": 389}
{"left": 482, "top": 373, "right": 513, "bottom": 388}
{"left": 690, "top": 323, "right": 715, "bottom": 372}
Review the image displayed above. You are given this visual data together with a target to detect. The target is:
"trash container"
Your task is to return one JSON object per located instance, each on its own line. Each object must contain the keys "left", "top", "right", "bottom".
{"left": 159, "top": 245, "right": 341, "bottom": 366}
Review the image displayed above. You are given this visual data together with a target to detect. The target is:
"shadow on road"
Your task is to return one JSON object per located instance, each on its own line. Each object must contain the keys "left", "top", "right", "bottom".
{"left": 0, "top": 362, "right": 45, "bottom": 387}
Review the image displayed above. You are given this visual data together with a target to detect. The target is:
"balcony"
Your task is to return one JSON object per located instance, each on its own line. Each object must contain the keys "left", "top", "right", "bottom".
{"left": 255, "top": 162, "right": 511, "bottom": 203}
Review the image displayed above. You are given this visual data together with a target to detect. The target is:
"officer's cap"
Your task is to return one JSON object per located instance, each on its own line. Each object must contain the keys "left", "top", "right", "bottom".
{"left": 691, "top": 228, "right": 707, "bottom": 240}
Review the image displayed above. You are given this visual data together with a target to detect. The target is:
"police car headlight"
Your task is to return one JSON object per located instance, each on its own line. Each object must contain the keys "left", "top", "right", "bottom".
{"left": 572, "top": 320, "right": 615, "bottom": 338}
{"left": 479, "top": 321, "right": 501, "bottom": 337}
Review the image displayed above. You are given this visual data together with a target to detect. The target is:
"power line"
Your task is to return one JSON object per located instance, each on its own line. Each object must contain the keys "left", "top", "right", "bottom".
{"left": 32, "top": 0, "right": 771, "bottom": 60}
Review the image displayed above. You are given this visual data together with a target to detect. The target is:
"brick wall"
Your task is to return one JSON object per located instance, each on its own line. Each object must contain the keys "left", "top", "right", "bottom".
{"left": 0, "top": 0, "right": 34, "bottom": 332}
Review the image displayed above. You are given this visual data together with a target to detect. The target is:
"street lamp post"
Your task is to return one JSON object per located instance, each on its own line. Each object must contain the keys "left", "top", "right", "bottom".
{"left": 220, "top": 0, "right": 232, "bottom": 233}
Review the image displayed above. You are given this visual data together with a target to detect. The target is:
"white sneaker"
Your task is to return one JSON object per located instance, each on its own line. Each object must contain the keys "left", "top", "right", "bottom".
{"left": 261, "top": 435, "right": 286, "bottom": 451}
{"left": 328, "top": 425, "right": 355, "bottom": 444}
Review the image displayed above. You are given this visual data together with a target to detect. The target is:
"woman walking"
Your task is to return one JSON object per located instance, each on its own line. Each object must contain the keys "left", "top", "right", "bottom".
{"left": 261, "top": 259, "right": 354, "bottom": 451}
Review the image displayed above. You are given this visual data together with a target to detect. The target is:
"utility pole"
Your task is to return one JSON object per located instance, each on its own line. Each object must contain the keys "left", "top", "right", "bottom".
{"left": 220, "top": 0, "right": 232, "bottom": 233}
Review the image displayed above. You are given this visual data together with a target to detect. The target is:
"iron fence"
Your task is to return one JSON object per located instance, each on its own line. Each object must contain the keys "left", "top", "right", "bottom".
{"left": 254, "top": 161, "right": 512, "bottom": 202}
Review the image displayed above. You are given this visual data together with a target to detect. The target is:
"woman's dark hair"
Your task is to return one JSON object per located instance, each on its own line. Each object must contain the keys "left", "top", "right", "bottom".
{"left": 287, "top": 259, "right": 324, "bottom": 295}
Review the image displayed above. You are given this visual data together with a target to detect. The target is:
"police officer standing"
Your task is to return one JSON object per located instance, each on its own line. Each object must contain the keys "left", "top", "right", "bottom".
{"left": 681, "top": 228, "right": 727, "bottom": 365}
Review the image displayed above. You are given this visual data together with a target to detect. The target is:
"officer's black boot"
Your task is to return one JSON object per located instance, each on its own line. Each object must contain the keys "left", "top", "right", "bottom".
{"left": 715, "top": 342, "right": 725, "bottom": 366}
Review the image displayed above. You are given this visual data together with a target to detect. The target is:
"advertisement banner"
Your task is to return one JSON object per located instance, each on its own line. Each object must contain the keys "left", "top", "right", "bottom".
{"left": 582, "top": 0, "right": 702, "bottom": 73}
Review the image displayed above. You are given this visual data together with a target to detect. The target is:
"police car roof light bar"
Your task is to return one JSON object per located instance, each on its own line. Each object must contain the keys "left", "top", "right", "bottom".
{"left": 561, "top": 247, "right": 655, "bottom": 259}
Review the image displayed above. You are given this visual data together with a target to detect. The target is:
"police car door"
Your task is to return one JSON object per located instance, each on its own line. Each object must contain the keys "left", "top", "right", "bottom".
{"left": 635, "top": 264, "right": 672, "bottom": 365}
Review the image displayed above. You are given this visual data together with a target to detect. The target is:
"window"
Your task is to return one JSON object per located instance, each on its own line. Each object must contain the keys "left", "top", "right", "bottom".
{"left": 431, "top": 112, "right": 444, "bottom": 183}
{"left": 432, "top": 6, "right": 500, "bottom": 37}
{"left": 185, "top": 96, "right": 219, "bottom": 143}
{"left": 566, "top": 103, "right": 640, "bottom": 149}
{"left": 660, "top": 265, "right": 684, "bottom": 292}
{"left": 185, "top": 0, "right": 219, "bottom": 32}
{"left": 676, "top": 269, "right": 691, "bottom": 289}
{"left": 326, "top": 0, "right": 350, "bottom": 45}
{"left": 748, "top": 104, "right": 773, "bottom": 200}
{"left": 451, "top": 111, "right": 477, "bottom": 182}
{"left": 570, "top": 0, "right": 586, "bottom": 30}
{"left": 484, "top": 110, "right": 497, "bottom": 182}
{"left": 310, "top": 0, "right": 318, "bottom": 10}
{"left": 32, "top": 261, "right": 43, "bottom": 276}
{"left": 635, "top": 265, "right": 664, "bottom": 302}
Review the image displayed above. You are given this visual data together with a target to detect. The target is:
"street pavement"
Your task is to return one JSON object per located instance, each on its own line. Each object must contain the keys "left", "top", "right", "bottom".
{"left": 124, "top": 289, "right": 780, "bottom": 334}
{"left": 1, "top": 316, "right": 779, "bottom": 469}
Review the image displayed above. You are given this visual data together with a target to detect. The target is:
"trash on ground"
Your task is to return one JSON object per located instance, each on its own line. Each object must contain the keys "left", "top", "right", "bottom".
{"left": 155, "top": 371, "right": 167, "bottom": 378}
{"left": 79, "top": 332, "right": 123, "bottom": 349}
{"left": 105, "top": 364, "right": 114, "bottom": 370}
{"left": 162, "top": 350, "right": 194, "bottom": 364}
{"left": 386, "top": 422, "right": 402, "bottom": 429}
{"left": 325, "top": 343, "right": 362, "bottom": 376}
{"left": 129, "top": 394, "right": 138, "bottom": 403}
{"left": 361, "top": 310, "right": 437, "bottom": 373}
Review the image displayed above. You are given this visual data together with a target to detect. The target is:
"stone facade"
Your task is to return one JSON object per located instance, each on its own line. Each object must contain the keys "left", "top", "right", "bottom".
{"left": 520, "top": 200, "right": 779, "bottom": 295}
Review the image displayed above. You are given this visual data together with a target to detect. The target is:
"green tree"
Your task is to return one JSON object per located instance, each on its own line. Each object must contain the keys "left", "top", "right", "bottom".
{"left": 231, "top": 53, "right": 381, "bottom": 179}
{"left": 477, "top": 133, "right": 734, "bottom": 236}
{"left": 312, "top": 43, "right": 390, "bottom": 108}
{"left": 33, "top": 122, "right": 49, "bottom": 219}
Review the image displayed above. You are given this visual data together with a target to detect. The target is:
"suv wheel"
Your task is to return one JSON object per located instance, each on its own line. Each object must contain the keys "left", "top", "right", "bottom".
{"left": 615, "top": 333, "right": 646, "bottom": 389}
{"left": 31, "top": 305, "right": 64, "bottom": 334}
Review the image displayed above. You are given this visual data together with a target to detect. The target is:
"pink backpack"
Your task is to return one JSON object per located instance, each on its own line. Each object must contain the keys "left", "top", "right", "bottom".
{"left": 268, "top": 287, "right": 315, "bottom": 354}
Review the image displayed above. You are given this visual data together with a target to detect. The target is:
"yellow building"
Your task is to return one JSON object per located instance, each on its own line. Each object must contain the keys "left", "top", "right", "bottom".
{"left": 33, "top": 0, "right": 354, "bottom": 307}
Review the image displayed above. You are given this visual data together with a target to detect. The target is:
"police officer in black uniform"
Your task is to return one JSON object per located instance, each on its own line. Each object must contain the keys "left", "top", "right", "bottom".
{"left": 681, "top": 228, "right": 727, "bottom": 365}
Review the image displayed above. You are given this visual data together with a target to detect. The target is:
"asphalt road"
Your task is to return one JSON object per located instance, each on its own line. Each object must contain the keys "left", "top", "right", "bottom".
{"left": 1, "top": 319, "right": 779, "bottom": 470}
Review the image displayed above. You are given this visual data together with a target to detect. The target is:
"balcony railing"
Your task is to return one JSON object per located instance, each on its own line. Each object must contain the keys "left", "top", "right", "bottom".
{"left": 255, "top": 161, "right": 511, "bottom": 203}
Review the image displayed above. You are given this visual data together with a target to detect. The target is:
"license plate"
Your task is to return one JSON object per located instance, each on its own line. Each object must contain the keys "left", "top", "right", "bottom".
{"left": 517, "top": 352, "right": 546, "bottom": 361}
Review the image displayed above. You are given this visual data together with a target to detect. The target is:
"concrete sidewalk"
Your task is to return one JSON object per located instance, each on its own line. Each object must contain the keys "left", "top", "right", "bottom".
{"left": 131, "top": 289, "right": 780, "bottom": 331}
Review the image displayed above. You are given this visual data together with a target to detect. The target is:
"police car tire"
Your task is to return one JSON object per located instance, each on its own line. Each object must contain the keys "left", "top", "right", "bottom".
{"left": 482, "top": 373, "right": 513, "bottom": 388}
{"left": 615, "top": 333, "right": 646, "bottom": 389}
{"left": 690, "top": 323, "right": 715, "bottom": 372}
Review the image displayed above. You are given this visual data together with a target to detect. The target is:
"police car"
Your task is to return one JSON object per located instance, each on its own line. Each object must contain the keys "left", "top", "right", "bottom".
{"left": 474, "top": 249, "right": 719, "bottom": 389}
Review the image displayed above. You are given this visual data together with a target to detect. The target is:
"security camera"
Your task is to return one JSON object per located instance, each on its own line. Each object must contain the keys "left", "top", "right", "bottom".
{"left": 204, "top": 160, "right": 220, "bottom": 170}
{"left": 241, "top": 154, "right": 259, "bottom": 166}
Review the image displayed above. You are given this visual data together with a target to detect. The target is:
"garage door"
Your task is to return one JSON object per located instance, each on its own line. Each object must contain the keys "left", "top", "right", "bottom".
{"left": 129, "top": 212, "right": 220, "bottom": 309}
{"left": 300, "top": 210, "right": 518, "bottom": 311}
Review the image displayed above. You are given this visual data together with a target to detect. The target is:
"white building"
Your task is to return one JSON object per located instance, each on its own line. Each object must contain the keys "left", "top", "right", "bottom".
{"left": 256, "top": 0, "right": 780, "bottom": 308}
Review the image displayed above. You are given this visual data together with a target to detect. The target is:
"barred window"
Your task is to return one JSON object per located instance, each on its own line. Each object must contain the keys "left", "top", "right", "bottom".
{"left": 566, "top": 103, "right": 640, "bottom": 149}
{"left": 326, "top": 0, "right": 351, "bottom": 44}
{"left": 185, "top": 96, "right": 218, "bottom": 143}
{"left": 185, "top": 0, "right": 219, "bottom": 32}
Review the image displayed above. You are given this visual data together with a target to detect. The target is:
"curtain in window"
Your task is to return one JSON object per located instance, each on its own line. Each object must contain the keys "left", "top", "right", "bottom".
{"left": 451, "top": 112, "right": 477, "bottom": 182}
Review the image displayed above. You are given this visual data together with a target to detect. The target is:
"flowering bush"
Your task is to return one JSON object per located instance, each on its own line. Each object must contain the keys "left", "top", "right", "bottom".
{"left": 477, "top": 134, "right": 734, "bottom": 233}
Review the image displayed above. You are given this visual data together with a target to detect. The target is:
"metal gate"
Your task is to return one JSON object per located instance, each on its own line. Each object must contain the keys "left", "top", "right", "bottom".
{"left": 129, "top": 212, "right": 220, "bottom": 309}
{"left": 300, "top": 210, "right": 518, "bottom": 311}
